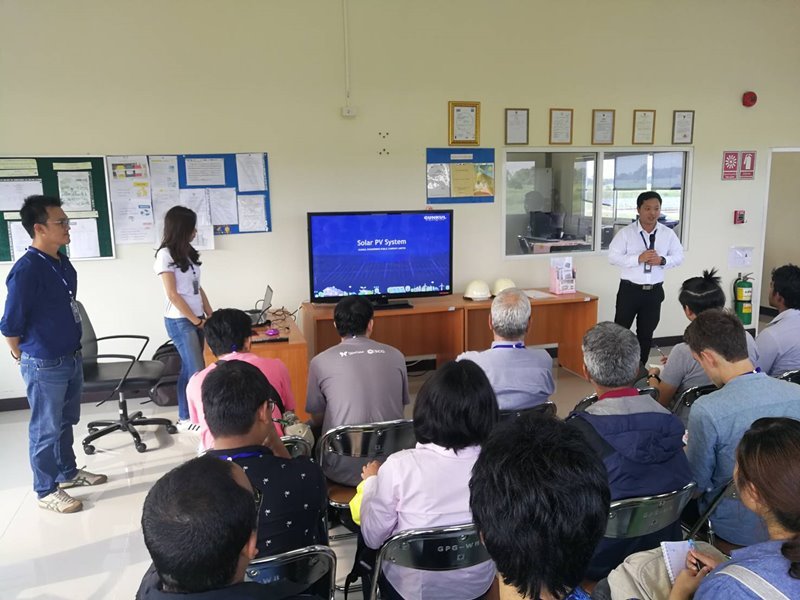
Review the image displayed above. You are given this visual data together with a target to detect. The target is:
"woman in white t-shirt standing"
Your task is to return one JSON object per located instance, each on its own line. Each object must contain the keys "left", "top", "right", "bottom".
{"left": 153, "top": 206, "right": 213, "bottom": 431}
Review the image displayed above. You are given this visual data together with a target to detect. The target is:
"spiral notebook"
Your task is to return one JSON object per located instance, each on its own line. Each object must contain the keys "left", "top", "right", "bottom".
{"left": 661, "top": 540, "right": 691, "bottom": 584}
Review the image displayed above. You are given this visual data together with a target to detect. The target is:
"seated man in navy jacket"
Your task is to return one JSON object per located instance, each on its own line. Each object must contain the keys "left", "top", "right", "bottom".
{"left": 568, "top": 322, "right": 692, "bottom": 581}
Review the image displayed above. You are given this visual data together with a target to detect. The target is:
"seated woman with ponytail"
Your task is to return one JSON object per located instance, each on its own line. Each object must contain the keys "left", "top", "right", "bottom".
{"left": 670, "top": 416, "right": 800, "bottom": 599}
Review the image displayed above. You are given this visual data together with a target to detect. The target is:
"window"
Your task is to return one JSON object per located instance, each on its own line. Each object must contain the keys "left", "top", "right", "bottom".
{"left": 505, "top": 149, "right": 689, "bottom": 256}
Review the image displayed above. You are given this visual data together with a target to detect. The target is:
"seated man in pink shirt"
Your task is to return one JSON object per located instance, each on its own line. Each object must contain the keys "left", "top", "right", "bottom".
{"left": 187, "top": 308, "right": 295, "bottom": 451}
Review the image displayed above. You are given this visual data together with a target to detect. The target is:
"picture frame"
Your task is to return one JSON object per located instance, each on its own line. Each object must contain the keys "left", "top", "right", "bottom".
{"left": 592, "top": 109, "right": 615, "bottom": 145}
{"left": 505, "top": 108, "right": 529, "bottom": 145}
{"left": 672, "top": 110, "right": 695, "bottom": 144}
{"left": 448, "top": 101, "right": 481, "bottom": 146}
{"left": 549, "top": 108, "right": 573, "bottom": 145}
{"left": 632, "top": 109, "right": 656, "bottom": 144}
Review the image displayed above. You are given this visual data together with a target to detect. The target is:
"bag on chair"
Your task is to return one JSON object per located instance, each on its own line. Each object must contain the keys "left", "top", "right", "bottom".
{"left": 148, "top": 341, "right": 181, "bottom": 407}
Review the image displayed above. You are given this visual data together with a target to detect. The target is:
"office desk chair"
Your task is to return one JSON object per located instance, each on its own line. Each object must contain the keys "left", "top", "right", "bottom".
{"left": 498, "top": 402, "right": 557, "bottom": 422}
{"left": 368, "top": 523, "right": 492, "bottom": 600}
{"left": 246, "top": 544, "right": 336, "bottom": 600}
{"left": 79, "top": 302, "right": 176, "bottom": 454}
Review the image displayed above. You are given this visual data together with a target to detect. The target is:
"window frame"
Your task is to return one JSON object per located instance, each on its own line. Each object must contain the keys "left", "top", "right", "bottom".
{"left": 501, "top": 146, "right": 693, "bottom": 259}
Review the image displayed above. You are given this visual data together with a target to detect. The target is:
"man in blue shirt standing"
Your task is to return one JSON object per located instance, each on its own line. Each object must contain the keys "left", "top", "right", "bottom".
{"left": 1, "top": 195, "right": 106, "bottom": 513}
{"left": 684, "top": 309, "right": 800, "bottom": 551}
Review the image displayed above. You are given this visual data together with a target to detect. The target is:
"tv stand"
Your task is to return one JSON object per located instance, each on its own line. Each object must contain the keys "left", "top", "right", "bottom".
{"left": 372, "top": 299, "right": 412, "bottom": 311}
{"left": 302, "top": 290, "right": 598, "bottom": 374}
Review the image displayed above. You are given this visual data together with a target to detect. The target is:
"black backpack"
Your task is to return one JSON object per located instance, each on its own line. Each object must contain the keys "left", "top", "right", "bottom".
{"left": 148, "top": 341, "right": 181, "bottom": 407}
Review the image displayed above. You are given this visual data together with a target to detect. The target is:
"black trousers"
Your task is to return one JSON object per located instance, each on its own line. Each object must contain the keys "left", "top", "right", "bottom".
{"left": 614, "top": 280, "right": 665, "bottom": 366}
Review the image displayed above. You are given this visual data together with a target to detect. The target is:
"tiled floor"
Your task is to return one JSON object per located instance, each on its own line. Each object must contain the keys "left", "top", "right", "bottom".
{"left": 0, "top": 366, "right": 593, "bottom": 600}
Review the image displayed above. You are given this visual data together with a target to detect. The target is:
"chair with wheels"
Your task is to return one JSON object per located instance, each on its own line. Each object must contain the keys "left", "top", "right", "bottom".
{"left": 498, "top": 401, "right": 557, "bottom": 422}
{"left": 245, "top": 544, "right": 336, "bottom": 600}
{"left": 669, "top": 384, "right": 717, "bottom": 414}
{"left": 605, "top": 482, "right": 697, "bottom": 540}
{"left": 778, "top": 369, "right": 800, "bottom": 384}
{"left": 282, "top": 435, "right": 313, "bottom": 458}
{"left": 79, "top": 302, "right": 176, "bottom": 454}
{"left": 368, "top": 523, "right": 492, "bottom": 600}
{"left": 316, "top": 419, "right": 416, "bottom": 534}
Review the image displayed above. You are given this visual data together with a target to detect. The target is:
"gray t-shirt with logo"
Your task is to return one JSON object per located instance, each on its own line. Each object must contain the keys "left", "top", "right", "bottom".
{"left": 307, "top": 336, "right": 409, "bottom": 485}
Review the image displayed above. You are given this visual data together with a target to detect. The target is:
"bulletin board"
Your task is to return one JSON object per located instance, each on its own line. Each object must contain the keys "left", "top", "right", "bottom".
{"left": 0, "top": 156, "right": 113, "bottom": 263}
{"left": 107, "top": 152, "right": 271, "bottom": 249}
{"left": 426, "top": 148, "right": 495, "bottom": 204}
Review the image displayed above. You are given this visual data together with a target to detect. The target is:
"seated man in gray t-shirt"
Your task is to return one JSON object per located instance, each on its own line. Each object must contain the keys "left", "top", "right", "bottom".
{"left": 457, "top": 287, "right": 554, "bottom": 410}
{"left": 306, "top": 295, "right": 409, "bottom": 486}
{"left": 647, "top": 269, "right": 758, "bottom": 419}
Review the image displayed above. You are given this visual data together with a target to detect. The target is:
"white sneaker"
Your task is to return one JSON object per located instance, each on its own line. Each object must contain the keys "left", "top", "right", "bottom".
{"left": 59, "top": 468, "right": 108, "bottom": 489}
{"left": 38, "top": 489, "right": 83, "bottom": 513}
{"left": 176, "top": 420, "right": 201, "bottom": 433}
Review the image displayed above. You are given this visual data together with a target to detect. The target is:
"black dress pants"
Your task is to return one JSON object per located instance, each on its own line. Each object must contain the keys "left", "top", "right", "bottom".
{"left": 614, "top": 279, "right": 665, "bottom": 366}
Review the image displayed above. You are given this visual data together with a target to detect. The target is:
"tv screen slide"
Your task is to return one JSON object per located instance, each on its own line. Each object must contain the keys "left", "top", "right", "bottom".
{"left": 308, "top": 210, "right": 453, "bottom": 301}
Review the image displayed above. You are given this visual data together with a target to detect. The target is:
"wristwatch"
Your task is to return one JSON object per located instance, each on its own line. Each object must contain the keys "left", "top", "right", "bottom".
{"left": 647, "top": 373, "right": 661, "bottom": 383}
{"left": 660, "top": 257, "right": 667, "bottom": 266}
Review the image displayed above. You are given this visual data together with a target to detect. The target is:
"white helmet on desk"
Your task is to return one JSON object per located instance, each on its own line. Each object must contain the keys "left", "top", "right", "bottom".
{"left": 491, "top": 278, "right": 517, "bottom": 296}
{"left": 464, "top": 280, "right": 491, "bottom": 301}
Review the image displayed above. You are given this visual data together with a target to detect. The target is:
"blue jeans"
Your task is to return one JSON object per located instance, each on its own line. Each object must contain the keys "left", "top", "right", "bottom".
{"left": 21, "top": 351, "right": 83, "bottom": 498}
{"left": 164, "top": 317, "right": 205, "bottom": 421}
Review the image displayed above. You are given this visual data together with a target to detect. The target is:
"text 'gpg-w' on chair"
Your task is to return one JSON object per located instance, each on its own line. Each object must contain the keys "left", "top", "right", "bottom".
{"left": 79, "top": 302, "right": 176, "bottom": 454}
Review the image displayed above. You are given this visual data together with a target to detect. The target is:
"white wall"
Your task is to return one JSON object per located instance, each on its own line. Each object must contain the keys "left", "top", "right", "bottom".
{"left": 2, "top": 0, "right": 800, "bottom": 403}
{"left": 761, "top": 152, "right": 800, "bottom": 307}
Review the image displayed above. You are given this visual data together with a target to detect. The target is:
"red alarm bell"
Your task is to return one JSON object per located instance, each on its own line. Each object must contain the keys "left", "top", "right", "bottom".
{"left": 742, "top": 91, "right": 758, "bottom": 107}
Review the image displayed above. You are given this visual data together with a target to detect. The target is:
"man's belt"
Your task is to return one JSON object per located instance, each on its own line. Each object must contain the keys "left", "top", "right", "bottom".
{"left": 621, "top": 280, "right": 663, "bottom": 291}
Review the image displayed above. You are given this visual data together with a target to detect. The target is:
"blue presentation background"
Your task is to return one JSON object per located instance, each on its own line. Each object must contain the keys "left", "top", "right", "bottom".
{"left": 309, "top": 212, "right": 452, "bottom": 298}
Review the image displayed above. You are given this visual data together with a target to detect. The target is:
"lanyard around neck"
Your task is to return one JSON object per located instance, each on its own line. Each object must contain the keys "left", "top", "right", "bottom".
{"left": 32, "top": 249, "right": 73, "bottom": 298}
{"left": 639, "top": 230, "right": 656, "bottom": 250}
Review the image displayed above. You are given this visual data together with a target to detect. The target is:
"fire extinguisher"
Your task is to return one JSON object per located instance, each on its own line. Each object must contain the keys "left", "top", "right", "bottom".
{"left": 733, "top": 273, "right": 754, "bottom": 326}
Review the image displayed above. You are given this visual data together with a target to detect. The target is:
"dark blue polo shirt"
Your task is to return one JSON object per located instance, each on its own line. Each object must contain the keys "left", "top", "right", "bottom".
{"left": 1, "top": 248, "right": 82, "bottom": 359}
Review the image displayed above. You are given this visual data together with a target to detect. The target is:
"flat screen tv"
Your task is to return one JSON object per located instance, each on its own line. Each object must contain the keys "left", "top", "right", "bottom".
{"left": 307, "top": 210, "right": 453, "bottom": 307}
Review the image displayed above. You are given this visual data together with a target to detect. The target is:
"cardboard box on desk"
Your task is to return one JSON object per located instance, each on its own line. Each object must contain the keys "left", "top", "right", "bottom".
{"left": 549, "top": 256, "right": 576, "bottom": 295}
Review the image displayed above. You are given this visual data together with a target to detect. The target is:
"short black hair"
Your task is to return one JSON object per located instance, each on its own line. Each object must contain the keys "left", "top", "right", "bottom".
{"left": 636, "top": 191, "right": 662, "bottom": 209}
{"left": 20, "top": 195, "right": 62, "bottom": 237}
{"left": 413, "top": 360, "right": 498, "bottom": 451}
{"left": 470, "top": 414, "right": 610, "bottom": 600}
{"left": 141, "top": 455, "right": 256, "bottom": 593}
{"left": 203, "top": 359, "right": 277, "bottom": 438}
{"left": 333, "top": 295, "right": 374, "bottom": 337}
{"left": 772, "top": 264, "right": 800, "bottom": 310}
{"left": 684, "top": 308, "right": 748, "bottom": 362}
{"left": 679, "top": 268, "right": 725, "bottom": 315}
{"left": 204, "top": 308, "right": 253, "bottom": 356}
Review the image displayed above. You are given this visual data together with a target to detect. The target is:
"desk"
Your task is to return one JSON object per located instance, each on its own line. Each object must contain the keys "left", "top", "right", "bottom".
{"left": 203, "top": 314, "right": 310, "bottom": 420}
{"left": 301, "top": 289, "right": 597, "bottom": 375}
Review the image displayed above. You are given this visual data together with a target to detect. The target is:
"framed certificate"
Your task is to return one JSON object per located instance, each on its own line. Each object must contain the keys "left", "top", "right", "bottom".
{"left": 448, "top": 101, "right": 480, "bottom": 146}
{"left": 505, "top": 108, "right": 529, "bottom": 145}
{"left": 592, "top": 109, "right": 615, "bottom": 145}
{"left": 549, "top": 108, "right": 573, "bottom": 145}
{"left": 632, "top": 110, "right": 656, "bottom": 144}
{"left": 672, "top": 110, "right": 695, "bottom": 144}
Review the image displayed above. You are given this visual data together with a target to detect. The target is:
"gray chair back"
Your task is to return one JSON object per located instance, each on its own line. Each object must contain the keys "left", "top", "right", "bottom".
{"left": 78, "top": 301, "right": 98, "bottom": 361}
{"left": 315, "top": 419, "right": 415, "bottom": 468}
{"left": 670, "top": 384, "right": 717, "bottom": 414}
{"left": 605, "top": 482, "right": 697, "bottom": 539}
{"left": 779, "top": 370, "right": 800, "bottom": 384}
{"left": 246, "top": 544, "right": 336, "bottom": 600}
{"left": 498, "top": 402, "right": 557, "bottom": 422}
{"left": 685, "top": 479, "right": 738, "bottom": 542}
{"left": 369, "top": 524, "right": 491, "bottom": 600}
{"left": 281, "top": 435, "right": 312, "bottom": 458}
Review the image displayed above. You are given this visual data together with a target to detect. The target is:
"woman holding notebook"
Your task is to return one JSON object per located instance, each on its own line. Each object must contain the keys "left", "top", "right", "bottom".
{"left": 153, "top": 206, "right": 213, "bottom": 432}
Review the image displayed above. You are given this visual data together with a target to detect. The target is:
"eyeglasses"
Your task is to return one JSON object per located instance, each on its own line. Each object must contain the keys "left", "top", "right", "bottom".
{"left": 45, "top": 219, "right": 71, "bottom": 229}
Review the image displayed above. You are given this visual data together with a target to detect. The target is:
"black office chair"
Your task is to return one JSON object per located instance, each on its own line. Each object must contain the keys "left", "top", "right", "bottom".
{"left": 778, "top": 370, "right": 800, "bottom": 385}
{"left": 669, "top": 384, "right": 717, "bottom": 414}
{"left": 246, "top": 545, "right": 336, "bottom": 600}
{"left": 79, "top": 302, "right": 176, "bottom": 454}
{"left": 498, "top": 402, "right": 557, "bottom": 422}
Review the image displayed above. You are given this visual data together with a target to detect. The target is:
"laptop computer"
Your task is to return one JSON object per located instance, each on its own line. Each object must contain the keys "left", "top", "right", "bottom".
{"left": 245, "top": 285, "right": 273, "bottom": 326}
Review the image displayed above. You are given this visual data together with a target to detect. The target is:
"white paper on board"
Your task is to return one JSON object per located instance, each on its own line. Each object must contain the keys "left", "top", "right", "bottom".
{"left": 0, "top": 179, "right": 44, "bottom": 211}
{"left": 8, "top": 221, "right": 31, "bottom": 260}
{"left": 237, "top": 195, "right": 267, "bottom": 232}
{"left": 57, "top": 171, "right": 93, "bottom": 211}
{"left": 67, "top": 219, "right": 101, "bottom": 258}
{"left": 209, "top": 187, "right": 238, "bottom": 225}
{"left": 185, "top": 158, "right": 226, "bottom": 186}
{"left": 235, "top": 153, "right": 266, "bottom": 192}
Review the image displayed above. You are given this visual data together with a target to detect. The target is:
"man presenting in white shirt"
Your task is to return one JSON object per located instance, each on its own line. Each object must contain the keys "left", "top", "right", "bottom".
{"left": 608, "top": 191, "right": 684, "bottom": 366}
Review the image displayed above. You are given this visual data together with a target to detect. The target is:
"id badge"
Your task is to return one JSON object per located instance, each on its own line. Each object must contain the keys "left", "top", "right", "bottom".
{"left": 192, "top": 278, "right": 199, "bottom": 295}
{"left": 70, "top": 298, "right": 82, "bottom": 323}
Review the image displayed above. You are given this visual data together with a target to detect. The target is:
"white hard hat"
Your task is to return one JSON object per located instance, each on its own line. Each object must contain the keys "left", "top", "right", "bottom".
{"left": 464, "top": 280, "right": 491, "bottom": 301}
{"left": 491, "top": 278, "right": 517, "bottom": 296}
